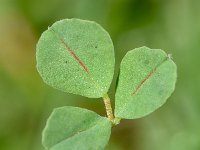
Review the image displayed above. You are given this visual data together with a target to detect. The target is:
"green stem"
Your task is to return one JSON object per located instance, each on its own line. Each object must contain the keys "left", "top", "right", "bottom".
{"left": 103, "top": 94, "right": 114, "bottom": 122}
{"left": 103, "top": 94, "right": 121, "bottom": 125}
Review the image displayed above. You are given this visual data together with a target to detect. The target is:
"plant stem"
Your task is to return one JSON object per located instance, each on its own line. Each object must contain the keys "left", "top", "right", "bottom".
{"left": 103, "top": 94, "right": 114, "bottom": 122}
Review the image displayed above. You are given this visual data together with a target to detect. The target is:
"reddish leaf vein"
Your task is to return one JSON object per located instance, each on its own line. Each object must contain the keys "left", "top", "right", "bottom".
{"left": 131, "top": 56, "right": 169, "bottom": 96}
{"left": 51, "top": 29, "right": 89, "bottom": 74}
{"left": 131, "top": 69, "right": 157, "bottom": 96}
{"left": 60, "top": 38, "right": 89, "bottom": 74}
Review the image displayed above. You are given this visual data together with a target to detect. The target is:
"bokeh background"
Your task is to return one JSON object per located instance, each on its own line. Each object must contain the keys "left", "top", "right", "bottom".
{"left": 0, "top": 0, "right": 200, "bottom": 150}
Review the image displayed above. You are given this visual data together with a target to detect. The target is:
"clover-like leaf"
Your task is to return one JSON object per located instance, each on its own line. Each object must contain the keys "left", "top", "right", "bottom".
{"left": 115, "top": 47, "right": 177, "bottom": 119}
{"left": 42, "top": 106, "right": 112, "bottom": 150}
{"left": 36, "top": 18, "right": 114, "bottom": 98}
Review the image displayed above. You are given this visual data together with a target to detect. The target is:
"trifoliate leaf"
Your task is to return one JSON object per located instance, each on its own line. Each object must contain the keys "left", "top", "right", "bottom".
{"left": 36, "top": 18, "right": 114, "bottom": 98}
{"left": 42, "top": 106, "right": 112, "bottom": 150}
{"left": 115, "top": 46, "right": 177, "bottom": 119}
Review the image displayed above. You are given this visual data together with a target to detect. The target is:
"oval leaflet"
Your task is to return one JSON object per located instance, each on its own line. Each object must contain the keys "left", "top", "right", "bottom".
{"left": 36, "top": 18, "right": 115, "bottom": 98}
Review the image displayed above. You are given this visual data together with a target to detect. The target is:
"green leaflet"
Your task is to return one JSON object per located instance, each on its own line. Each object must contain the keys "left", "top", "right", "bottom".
{"left": 115, "top": 47, "right": 177, "bottom": 119}
{"left": 36, "top": 18, "right": 115, "bottom": 98}
{"left": 42, "top": 106, "right": 112, "bottom": 150}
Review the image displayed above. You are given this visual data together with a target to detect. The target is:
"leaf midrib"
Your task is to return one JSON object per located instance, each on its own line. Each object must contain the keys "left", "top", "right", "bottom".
{"left": 49, "top": 28, "right": 104, "bottom": 96}
{"left": 117, "top": 56, "right": 170, "bottom": 117}
{"left": 131, "top": 56, "right": 169, "bottom": 96}
{"left": 50, "top": 118, "right": 105, "bottom": 149}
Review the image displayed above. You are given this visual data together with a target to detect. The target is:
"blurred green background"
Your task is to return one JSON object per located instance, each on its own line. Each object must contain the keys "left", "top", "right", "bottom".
{"left": 0, "top": 0, "right": 200, "bottom": 150}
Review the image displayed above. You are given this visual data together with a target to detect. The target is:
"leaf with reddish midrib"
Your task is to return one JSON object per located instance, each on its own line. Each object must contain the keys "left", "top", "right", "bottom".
{"left": 36, "top": 19, "right": 115, "bottom": 98}
{"left": 115, "top": 47, "right": 177, "bottom": 119}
